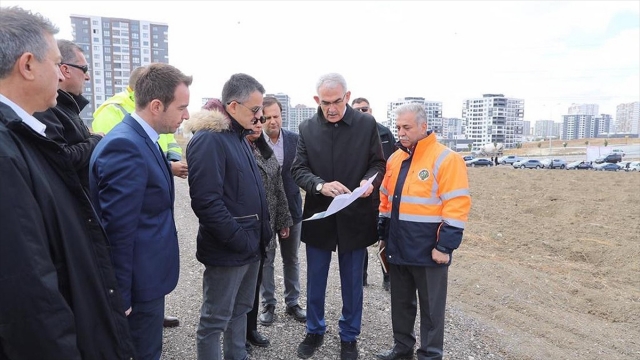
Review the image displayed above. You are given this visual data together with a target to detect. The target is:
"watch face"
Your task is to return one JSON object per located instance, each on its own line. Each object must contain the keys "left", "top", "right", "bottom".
{"left": 316, "top": 183, "right": 323, "bottom": 191}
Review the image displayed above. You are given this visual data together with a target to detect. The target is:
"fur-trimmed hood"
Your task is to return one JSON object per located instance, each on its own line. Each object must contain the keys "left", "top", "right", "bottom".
{"left": 184, "top": 108, "right": 231, "bottom": 134}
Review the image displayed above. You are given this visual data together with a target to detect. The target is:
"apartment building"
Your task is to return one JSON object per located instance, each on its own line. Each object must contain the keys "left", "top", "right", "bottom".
{"left": 616, "top": 101, "right": 640, "bottom": 134}
{"left": 461, "top": 94, "right": 524, "bottom": 150}
{"left": 386, "top": 97, "right": 442, "bottom": 139}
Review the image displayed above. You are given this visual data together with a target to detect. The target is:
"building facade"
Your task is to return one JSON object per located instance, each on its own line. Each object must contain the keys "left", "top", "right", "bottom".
{"left": 265, "top": 93, "right": 291, "bottom": 130}
{"left": 288, "top": 104, "right": 316, "bottom": 133}
{"left": 615, "top": 101, "right": 640, "bottom": 135}
{"left": 71, "top": 14, "right": 169, "bottom": 127}
{"left": 561, "top": 114, "right": 612, "bottom": 140}
{"left": 461, "top": 94, "right": 524, "bottom": 150}
{"left": 567, "top": 103, "right": 599, "bottom": 116}
{"left": 534, "top": 120, "right": 558, "bottom": 138}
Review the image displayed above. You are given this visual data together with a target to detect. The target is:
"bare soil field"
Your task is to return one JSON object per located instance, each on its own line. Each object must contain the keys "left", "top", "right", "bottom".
{"left": 455, "top": 166, "right": 640, "bottom": 359}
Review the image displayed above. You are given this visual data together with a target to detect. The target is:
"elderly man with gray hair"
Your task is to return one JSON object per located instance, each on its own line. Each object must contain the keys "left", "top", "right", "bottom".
{"left": 291, "top": 73, "right": 386, "bottom": 360}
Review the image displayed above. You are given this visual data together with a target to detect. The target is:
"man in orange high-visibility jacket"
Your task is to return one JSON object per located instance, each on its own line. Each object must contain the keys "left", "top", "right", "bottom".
{"left": 376, "top": 103, "right": 471, "bottom": 360}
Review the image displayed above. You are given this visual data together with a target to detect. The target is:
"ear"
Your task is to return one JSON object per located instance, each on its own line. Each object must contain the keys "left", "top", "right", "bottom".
{"left": 59, "top": 64, "right": 72, "bottom": 80}
{"left": 150, "top": 99, "right": 164, "bottom": 114}
{"left": 226, "top": 101, "right": 237, "bottom": 116}
{"left": 16, "top": 53, "right": 36, "bottom": 81}
{"left": 344, "top": 91, "right": 351, "bottom": 104}
{"left": 313, "top": 96, "right": 320, "bottom": 105}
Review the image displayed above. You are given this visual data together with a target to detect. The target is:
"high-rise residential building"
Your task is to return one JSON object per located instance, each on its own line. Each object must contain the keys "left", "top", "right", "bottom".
{"left": 567, "top": 103, "right": 599, "bottom": 116}
{"left": 561, "top": 114, "right": 612, "bottom": 140}
{"left": 461, "top": 94, "right": 524, "bottom": 150}
{"left": 523, "top": 120, "right": 532, "bottom": 136}
{"left": 441, "top": 118, "right": 463, "bottom": 140}
{"left": 71, "top": 14, "right": 169, "bottom": 128}
{"left": 615, "top": 101, "right": 640, "bottom": 134}
{"left": 534, "top": 120, "right": 559, "bottom": 138}
{"left": 288, "top": 104, "right": 316, "bottom": 133}
{"left": 386, "top": 97, "right": 442, "bottom": 139}
{"left": 265, "top": 93, "right": 291, "bottom": 130}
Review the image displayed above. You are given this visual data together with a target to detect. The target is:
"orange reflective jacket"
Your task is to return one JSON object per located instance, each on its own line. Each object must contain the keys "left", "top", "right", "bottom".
{"left": 379, "top": 132, "right": 471, "bottom": 266}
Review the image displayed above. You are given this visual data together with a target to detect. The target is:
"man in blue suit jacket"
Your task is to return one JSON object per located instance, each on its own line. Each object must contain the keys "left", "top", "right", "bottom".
{"left": 90, "top": 63, "right": 193, "bottom": 360}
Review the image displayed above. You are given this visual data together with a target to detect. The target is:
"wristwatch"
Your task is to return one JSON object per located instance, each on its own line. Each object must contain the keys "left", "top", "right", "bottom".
{"left": 315, "top": 182, "right": 324, "bottom": 194}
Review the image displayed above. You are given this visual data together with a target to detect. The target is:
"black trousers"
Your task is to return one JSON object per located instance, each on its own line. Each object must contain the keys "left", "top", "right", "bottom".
{"left": 247, "top": 255, "right": 265, "bottom": 333}
{"left": 389, "top": 263, "right": 448, "bottom": 360}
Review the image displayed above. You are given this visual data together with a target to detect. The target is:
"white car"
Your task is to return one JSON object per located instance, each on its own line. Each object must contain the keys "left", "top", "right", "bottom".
{"left": 625, "top": 161, "right": 640, "bottom": 172}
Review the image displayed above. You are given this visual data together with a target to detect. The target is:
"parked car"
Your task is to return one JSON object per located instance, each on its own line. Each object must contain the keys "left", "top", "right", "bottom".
{"left": 566, "top": 160, "right": 593, "bottom": 170}
{"left": 610, "top": 149, "right": 625, "bottom": 157}
{"left": 463, "top": 155, "right": 475, "bottom": 161}
{"left": 593, "top": 163, "right": 621, "bottom": 171}
{"left": 499, "top": 155, "right": 523, "bottom": 165}
{"left": 513, "top": 159, "right": 544, "bottom": 169}
{"left": 595, "top": 153, "right": 622, "bottom": 164}
{"left": 466, "top": 158, "right": 493, "bottom": 167}
{"left": 625, "top": 161, "right": 640, "bottom": 172}
{"left": 541, "top": 158, "right": 567, "bottom": 169}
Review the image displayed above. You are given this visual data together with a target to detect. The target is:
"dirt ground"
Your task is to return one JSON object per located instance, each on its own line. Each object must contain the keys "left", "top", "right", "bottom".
{"left": 453, "top": 166, "right": 640, "bottom": 359}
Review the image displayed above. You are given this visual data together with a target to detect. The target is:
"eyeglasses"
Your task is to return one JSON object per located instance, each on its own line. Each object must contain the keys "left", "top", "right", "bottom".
{"left": 228, "top": 100, "right": 263, "bottom": 115}
{"left": 355, "top": 107, "right": 370, "bottom": 113}
{"left": 320, "top": 94, "right": 346, "bottom": 108}
{"left": 61, "top": 63, "right": 89, "bottom": 74}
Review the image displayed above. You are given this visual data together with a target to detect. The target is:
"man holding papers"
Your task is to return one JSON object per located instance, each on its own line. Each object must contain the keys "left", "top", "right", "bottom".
{"left": 291, "top": 73, "right": 385, "bottom": 360}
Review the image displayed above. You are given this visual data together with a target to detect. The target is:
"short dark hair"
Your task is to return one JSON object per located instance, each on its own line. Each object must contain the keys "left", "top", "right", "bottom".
{"left": 263, "top": 96, "right": 282, "bottom": 112}
{"left": 352, "top": 97, "right": 369, "bottom": 106}
{"left": 135, "top": 63, "right": 193, "bottom": 110}
{"left": 221, "top": 73, "right": 265, "bottom": 107}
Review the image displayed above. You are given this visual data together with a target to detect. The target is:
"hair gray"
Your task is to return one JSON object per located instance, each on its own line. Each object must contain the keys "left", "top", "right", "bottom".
{"left": 315, "top": 73, "right": 347, "bottom": 94}
{"left": 221, "top": 73, "right": 265, "bottom": 106}
{"left": 0, "top": 6, "right": 59, "bottom": 79}
{"left": 57, "top": 39, "right": 83, "bottom": 63}
{"left": 395, "top": 103, "right": 428, "bottom": 127}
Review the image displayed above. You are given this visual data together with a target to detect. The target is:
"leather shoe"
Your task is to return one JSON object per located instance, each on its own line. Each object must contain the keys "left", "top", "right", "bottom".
{"left": 163, "top": 315, "right": 180, "bottom": 328}
{"left": 383, "top": 279, "right": 390, "bottom": 291}
{"left": 247, "top": 329, "right": 270, "bottom": 347}
{"left": 297, "top": 333, "right": 323, "bottom": 359}
{"left": 340, "top": 340, "right": 358, "bottom": 360}
{"left": 286, "top": 304, "right": 307, "bottom": 322}
{"left": 376, "top": 348, "right": 414, "bottom": 360}
{"left": 258, "top": 304, "right": 275, "bottom": 325}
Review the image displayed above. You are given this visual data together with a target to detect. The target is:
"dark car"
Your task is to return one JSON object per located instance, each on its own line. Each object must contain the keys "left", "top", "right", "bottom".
{"left": 595, "top": 153, "right": 622, "bottom": 164}
{"left": 466, "top": 158, "right": 493, "bottom": 167}
{"left": 566, "top": 161, "right": 593, "bottom": 170}
{"left": 463, "top": 155, "right": 475, "bottom": 161}
{"left": 594, "top": 163, "right": 621, "bottom": 172}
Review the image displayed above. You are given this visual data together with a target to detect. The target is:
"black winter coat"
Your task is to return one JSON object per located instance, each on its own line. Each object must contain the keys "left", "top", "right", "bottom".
{"left": 0, "top": 103, "right": 134, "bottom": 359}
{"left": 33, "top": 89, "right": 102, "bottom": 188}
{"left": 291, "top": 105, "right": 386, "bottom": 253}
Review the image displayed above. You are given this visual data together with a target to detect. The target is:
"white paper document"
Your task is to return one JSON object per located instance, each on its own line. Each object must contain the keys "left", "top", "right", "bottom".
{"left": 303, "top": 173, "right": 378, "bottom": 221}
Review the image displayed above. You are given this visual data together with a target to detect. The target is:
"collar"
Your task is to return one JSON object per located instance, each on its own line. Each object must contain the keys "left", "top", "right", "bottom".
{"left": 131, "top": 112, "right": 159, "bottom": 143}
{"left": 264, "top": 128, "right": 282, "bottom": 145}
{"left": 56, "top": 89, "right": 89, "bottom": 114}
{"left": 229, "top": 116, "right": 253, "bottom": 139}
{"left": 0, "top": 94, "right": 47, "bottom": 136}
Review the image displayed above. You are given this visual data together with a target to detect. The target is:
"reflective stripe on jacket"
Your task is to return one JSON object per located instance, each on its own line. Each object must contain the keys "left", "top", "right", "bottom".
{"left": 379, "top": 132, "right": 471, "bottom": 266}
{"left": 92, "top": 89, "right": 183, "bottom": 161}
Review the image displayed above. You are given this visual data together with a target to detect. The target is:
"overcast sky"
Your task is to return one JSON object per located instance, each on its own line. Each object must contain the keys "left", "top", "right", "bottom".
{"left": 5, "top": 1, "right": 639, "bottom": 122}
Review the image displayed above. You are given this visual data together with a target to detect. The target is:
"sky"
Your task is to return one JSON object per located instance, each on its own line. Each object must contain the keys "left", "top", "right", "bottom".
{"left": 4, "top": 0, "right": 639, "bottom": 123}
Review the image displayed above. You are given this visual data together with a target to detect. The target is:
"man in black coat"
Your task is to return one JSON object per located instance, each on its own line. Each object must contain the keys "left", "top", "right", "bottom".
{"left": 351, "top": 97, "right": 396, "bottom": 291}
{"left": 292, "top": 73, "right": 386, "bottom": 360}
{"left": 33, "top": 39, "right": 103, "bottom": 188}
{"left": 0, "top": 7, "right": 134, "bottom": 359}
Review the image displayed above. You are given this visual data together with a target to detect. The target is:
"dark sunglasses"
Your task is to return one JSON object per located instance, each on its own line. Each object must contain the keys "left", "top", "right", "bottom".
{"left": 355, "top": 107, "right": 370, "bottom": 113}
{"left": 252, "top": 116, "right": 267, "bottom": 125}
{"left": 62, "top": 63, "right": 89, "bottom": 74}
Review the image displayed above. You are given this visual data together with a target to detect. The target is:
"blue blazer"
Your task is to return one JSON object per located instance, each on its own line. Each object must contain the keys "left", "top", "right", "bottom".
{"left": 89, "top": 115, "right": 179, "bottom": 310}
{"left": 281, "top": 129, "right": 303, "bottom": 224}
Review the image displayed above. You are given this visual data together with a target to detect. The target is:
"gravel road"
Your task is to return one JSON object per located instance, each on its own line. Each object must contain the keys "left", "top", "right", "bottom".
{"left": 162, "top": 178, "right": 506, "bottom": 360}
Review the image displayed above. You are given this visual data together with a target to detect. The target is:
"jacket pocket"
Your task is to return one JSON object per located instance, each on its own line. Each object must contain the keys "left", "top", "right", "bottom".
{"left": 232, "top": 214, "right": 260, "bottom": 254}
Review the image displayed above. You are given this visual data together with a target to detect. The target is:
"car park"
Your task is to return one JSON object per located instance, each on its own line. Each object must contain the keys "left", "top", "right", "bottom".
{"left": 466, "top": 158, "right": 493, "bottom": 167}
{"left": 566, "top": 160, "right": 593, "bottom": 170}
{"left": 593, "top": 163, "right": 621, "bottom": 171}
{"left": 513, "top": 159, "right": 544, "bottom": 169}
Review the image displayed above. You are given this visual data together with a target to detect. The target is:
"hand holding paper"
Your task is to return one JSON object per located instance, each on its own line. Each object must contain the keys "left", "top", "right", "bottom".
{"left": 304, "top": 173, "right": 378, "bottom": 221}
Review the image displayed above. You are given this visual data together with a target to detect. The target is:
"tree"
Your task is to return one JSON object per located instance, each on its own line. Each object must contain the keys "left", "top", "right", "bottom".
{"left": 585, "top": 140, "right": 590, "bottom": 146}
{"left": 563, "top": 142, "right": 567, "bottom": 148}
{"left": 467, "top": 143, "right": 472, "bottom": 152}
{"left": 604, "top": 139, "right": 609, "bottom": 147}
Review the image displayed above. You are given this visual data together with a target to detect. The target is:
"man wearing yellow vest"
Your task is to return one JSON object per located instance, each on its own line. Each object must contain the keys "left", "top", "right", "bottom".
{"left": 92, "top": 66, "right": 186, "bottom": 329}
{"left": 93, "top": 66, "right": 188, "bottom": 179}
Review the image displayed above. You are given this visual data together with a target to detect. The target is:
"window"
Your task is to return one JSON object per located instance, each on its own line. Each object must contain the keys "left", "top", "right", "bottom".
{"left": 83, "top": 20, "right": 88, "bottom": 25}
{"left": 104, "top": 55, "right": 111, "bottom": 62}
{"left": 104, "top": 46, "right": 111, "bottom": 53}
{"left": 105, "top": 80, "right": 112, "bottom": 86}
{"left": 93, "top": 46, "right": 100, "bottom": 51}
{"left": 92, "top": 20, "right": 98, "bottom": 25}
{"left": 94, "top": 79, "right": 102, "bottom": 84}
{"left": 132, "top": 41, "right": 139, "bottom": 47}
{"left": 143, "top": 49, "right": 149, "bottom": 54}
{"left": 132, "top": 57, "right": 140, "bottom": 63}
{"left": 105, "top": 71, "right": 111, "bottom": 78}
{"left": 96, "top": 95, "right": 102, "bottom": 101}
{"left": 132, "top": 33, "right": 139, "bottom": 40}
{"left": 94, "top": 62, "right": 101, "bottom": 68}
{"left": 83, "top": 28, "right": 89, "bottom": 33}
{"left": 103, "top": 30, "right": 110, "bottom": 36}
{"left": 153, "top": 50, "right": 158, "bottom": 55}
{"left": 103, "top": 22, "right": 110, "bottom": 28}
{"left": 93, "top": 29, "right": 98, "bottom": 34}
{"left": 153, "top": 42, "right": 158, "bottom": 47}
{"left": 95, "top": 87, "right": 102, "bottom": 92}
{"left": 143, "top": 24, "right": 148, "bottom": 30}
{"left": 104, "top": 39, "right": 111, "bottom": 46}
{"left": 95, "top": 70, "right": 101, "bottom": 76}
{"left": 143, "top": 33, "right": 148, "bottom": 38}
{"left": 143, "top": 41, "right": 149, "bottom": 46}
{"left": 132, "top": 49, "right": 140, "bottom": 55}
{"left": 121, "top": 22, "right": 129, "bottom": 28}
{"left": 143, "top": 57, "right": 149, "bottom": 62}
{"left": 152, "top": 34, "right": 158, "bottom": 39}
{"left": 123, "top": 55, "right": 129, "bottom": 61}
